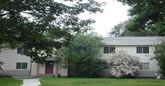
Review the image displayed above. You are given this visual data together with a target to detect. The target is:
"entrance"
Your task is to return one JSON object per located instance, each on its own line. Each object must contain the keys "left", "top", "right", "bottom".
{"left": 45, "top": 61, "right": 54, "bottom": 74}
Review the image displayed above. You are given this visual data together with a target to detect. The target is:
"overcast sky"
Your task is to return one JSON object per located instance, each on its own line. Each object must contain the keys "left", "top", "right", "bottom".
{"left": 79, "top": 0, "right": 130, "bottom": 37}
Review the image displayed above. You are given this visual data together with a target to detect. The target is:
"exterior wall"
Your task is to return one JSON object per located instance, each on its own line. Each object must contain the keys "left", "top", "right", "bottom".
{"left": 0, "top": 48, "right": 68, "bottom": 77}
{"left": 101, "top": 45, "right": 160, "bottom": 77}
{"left": 38, "top": 64, "right": 45, "bottom": 75}
{"left": 31, "top": 62, "right": 38, "bottom": 77}
{"left": 57, "top": 63, "right": 68, "bottom": 77}
{"left": 0, "top": 45, "right": 159, "bottom": 77}
{"left": 0, "top": 48, "right": 31, "bottom": 76}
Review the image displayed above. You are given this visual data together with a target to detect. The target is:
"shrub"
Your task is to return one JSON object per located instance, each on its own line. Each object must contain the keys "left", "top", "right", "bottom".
{"left": 109, "top": 51, "right": 140, "bottom": 78}
{"left": 154, "top": 42, "right": 165, "bottom": 76}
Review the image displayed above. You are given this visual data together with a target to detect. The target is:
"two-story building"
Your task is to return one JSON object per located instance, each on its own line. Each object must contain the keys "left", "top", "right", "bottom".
{"left": 0, "top": 36, "right": 165, "bottom": 77}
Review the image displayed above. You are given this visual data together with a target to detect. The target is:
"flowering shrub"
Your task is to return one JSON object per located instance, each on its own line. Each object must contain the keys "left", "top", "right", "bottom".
{"left": 109, "top": 51, "right": 140, "bottom": 78}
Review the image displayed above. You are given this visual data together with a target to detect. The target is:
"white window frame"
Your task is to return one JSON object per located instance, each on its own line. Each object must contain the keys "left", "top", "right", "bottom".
{"left": 17, "top": 48, "right": 23, "bottom": 54}
{"left": 103, "top": 46, "right": 115, "bottom": 54}
{"left": 16, "top": 62, "right": 28, "bottom": 70}
{"left": 140, "top": 62, "right": 150, "bottom": 70}
{"left": 136, "top": 46, "right": 149, "bottom": 54}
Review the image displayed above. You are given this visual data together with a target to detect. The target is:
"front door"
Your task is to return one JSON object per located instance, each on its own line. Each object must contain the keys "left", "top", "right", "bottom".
{"left": 45, "top": 61, "right": 54, "bottom": 74}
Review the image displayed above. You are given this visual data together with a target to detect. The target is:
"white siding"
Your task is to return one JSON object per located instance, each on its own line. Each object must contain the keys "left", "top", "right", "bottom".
{"left": 0, "top": 48, "right": 31, "bottom": 70}
{"left": 101, "top": 45, "right": 160, "bottom": 77}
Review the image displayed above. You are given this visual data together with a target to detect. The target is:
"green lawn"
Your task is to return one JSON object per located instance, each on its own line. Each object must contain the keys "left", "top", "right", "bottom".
{"left": 40, "top": 78, "right": 165, "bottom": 86}
{"left": 0, "top": 78, "right": 22, "bottom": 86}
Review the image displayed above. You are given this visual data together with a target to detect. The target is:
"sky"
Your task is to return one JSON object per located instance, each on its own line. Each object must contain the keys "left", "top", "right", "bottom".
{"left": 22, "top": 0, "right": 130, "bottom": 37}
{"left": 79, "top": 0, "right": 130, "bottom": 37}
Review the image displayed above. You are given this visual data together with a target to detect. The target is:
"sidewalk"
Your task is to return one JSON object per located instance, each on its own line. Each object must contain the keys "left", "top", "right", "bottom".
{"left": 23, "top": 79, "right": 40, "bottom": 86}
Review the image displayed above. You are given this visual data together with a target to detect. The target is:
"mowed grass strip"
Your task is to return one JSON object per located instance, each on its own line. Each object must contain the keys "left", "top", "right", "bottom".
{"left": 0, "top": 78, "right": 22, "bottom": 86}
{"left": 40, "top": 78, "right": 165, "bottom": 86}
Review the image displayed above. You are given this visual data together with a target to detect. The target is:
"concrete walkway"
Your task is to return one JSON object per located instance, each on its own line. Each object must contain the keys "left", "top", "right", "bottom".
{"left": 23, "top": 79, "right": 40, "bottom": 86}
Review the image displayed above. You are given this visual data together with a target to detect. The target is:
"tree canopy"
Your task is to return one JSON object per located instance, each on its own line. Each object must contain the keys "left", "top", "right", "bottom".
{"left": 0, "top": 0, "right": 103, "bottom": 63}
{"left": 118, "top": 0, "right": 165, "bottom": 36}
{"left": 57, "top": 33, "right": 108, "bottom": 77}
{"left": 109, "top": 20, "right": 158, "bottom": 37}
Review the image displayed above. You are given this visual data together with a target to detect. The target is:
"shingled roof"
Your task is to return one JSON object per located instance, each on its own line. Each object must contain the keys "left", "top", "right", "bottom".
{"left": 103, "top": 37, "right": 165, "bottom": 46}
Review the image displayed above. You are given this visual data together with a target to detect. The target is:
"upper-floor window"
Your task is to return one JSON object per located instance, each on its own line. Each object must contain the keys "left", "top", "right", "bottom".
{"left": 140, "top": 62, "right": 149, "bottom": 70}
{"left": 16, "top": 62, "right": 27, "bottom": 69}
{"left": 136, "top": 47, "right": 149, "bottom": 54}
{"left": 104, "top": 47, "right": 115, "bottom": 53}
{"left": 17, "top": 48, "right": 23, "bottom": 54}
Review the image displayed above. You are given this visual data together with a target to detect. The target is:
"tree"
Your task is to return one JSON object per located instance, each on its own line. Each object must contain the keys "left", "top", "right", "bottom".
{"left": 122, "top": 29, "right": 158, "bottom": 36}
{"left": 117, "top": 0, "right": 165, "bottom": 36}
{"left": 0, "top": 0, "right": 103, "bottom": 63}
{"left": 57, "top": 33, "right": 109, "bottom": 77}
{"left": 109, "top": 19, "right": 158, "bottom": 37}
{"left": 109, "top": 21, "right": 128, "bottom": 37}
{"left": 109, "top": 51, "right": 140, "bottom": 78}
{"left": 154, "top": 42, "right": 165, "bottom": 76}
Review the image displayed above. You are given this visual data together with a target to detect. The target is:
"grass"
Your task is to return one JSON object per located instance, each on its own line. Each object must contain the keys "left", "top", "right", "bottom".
{"left": 40, "top": 78, "right": 165, "bottom": 86}
{"left": 0, "top": 78, "right": 22, "bottom": 86}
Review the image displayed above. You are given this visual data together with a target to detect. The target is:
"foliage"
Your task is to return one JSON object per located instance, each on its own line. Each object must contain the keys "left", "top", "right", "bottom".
{"left": 0, "top": 61, "right": 3, "bottom": 70}
{"left": 109, "top": 51, "right": 140, "bottom": 78}
{"left": 122, "top": 29, "right": 158, "bottom": 36}
{"left": 109, "top": 21, "right": 128, "bottom": 37}
{"left": 0, "top": 0, "right": 103, "bottom": 63}
{"left": 40, "top": 78, "right": 165, "bottom": 86}
{"left": 154, "top": 42, "right": 165, "bottom": 76}
{"left": 118, "top": 0, "right": 165, "bottom": 36}
{"left": 57, "top": 33, "right": 109, "bottom": 77}
{"left": 109, "top": 19, "right": 158, "bottom": 37}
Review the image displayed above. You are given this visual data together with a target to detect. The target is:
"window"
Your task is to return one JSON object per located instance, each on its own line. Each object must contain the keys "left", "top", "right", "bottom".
{"left": 110, "top": 47, "right": 115, "bottom": 53}
{"left": 17, "top": 48, "right": 23, "bottom": 54}
{"left": 16, "top": 63, "right": 22, "bottom": 69}
{"left": 136, "top": 47, "right": 149, "bottom": 54}
{"left": 104, "top": 47, "right": 115, "bottom": 53}
{"left": 104, "top": 47, "right": 109, "bottom": 53}
{"left": 140, "top": 63, "right": 149, "bottom": 70}
{"left": 143, "top": 47, "right": 149, "bottom": 53}
{"left": 137, "top": 47, "right": 142, "bottom": 53}
{"left": 16, "top": 62, "right": 27, "bottom": 69}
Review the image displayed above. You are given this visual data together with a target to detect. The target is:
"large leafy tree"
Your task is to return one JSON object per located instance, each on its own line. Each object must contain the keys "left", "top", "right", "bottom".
{"left": 0, "top": 0, "right": 103, "bottom": 63}
{"left": 118, "top": 0, "right": 165, "bottom": 36}
{"left": 57, "top": 33, "right": 108, "bottom": 77}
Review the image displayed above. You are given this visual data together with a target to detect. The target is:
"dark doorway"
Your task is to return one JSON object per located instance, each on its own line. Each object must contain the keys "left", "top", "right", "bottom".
{"left": 45, "top": 61, "right": 54, "bottom": 74}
